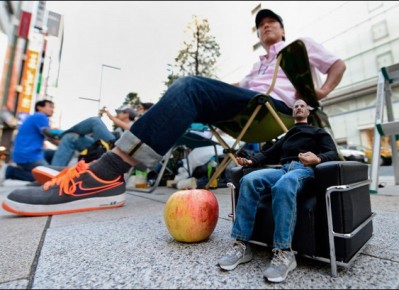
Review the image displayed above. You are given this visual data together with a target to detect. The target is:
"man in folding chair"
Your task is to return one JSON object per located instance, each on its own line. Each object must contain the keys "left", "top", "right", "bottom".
{"left": 3, "top": 9, "right": 345, "bottom": 217}
{"left": 217, "top": 99, "right": 339, "bottom": 283}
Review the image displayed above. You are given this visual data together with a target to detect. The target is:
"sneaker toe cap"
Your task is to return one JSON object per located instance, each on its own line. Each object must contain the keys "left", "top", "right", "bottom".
{"left": 7, "top": 188, "right": 51, "bottom": 204}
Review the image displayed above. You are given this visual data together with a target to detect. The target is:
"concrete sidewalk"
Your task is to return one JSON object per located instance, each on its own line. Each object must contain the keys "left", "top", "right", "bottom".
{"left": 0, "top": 176, "right": 398, "bottom": 289}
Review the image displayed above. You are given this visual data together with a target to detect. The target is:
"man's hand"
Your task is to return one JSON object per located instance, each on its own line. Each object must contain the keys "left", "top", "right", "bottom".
{"left": 298, "top": 152, "right": 321, "bottom": 166}
{"left": 99, "top": 107, "right": 115, "bottom": 121}
{"left": 46, "top": 137, "right": 60, "bottom": 146}
{"left": 98, "top": 107, "right": 107, "bottom": 117}
{"left": 236, "top": 157, "right": 254, "bottom": 167}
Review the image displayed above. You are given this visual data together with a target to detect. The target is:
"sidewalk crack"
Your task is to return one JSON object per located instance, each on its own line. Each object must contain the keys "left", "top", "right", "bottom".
{"left": 27, "top": 216, "right": 52, "bottom": 289}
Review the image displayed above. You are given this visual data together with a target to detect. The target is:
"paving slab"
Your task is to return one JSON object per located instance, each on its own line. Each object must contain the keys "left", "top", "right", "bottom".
{"left": 0, "top": 181, "right": 49, "bottom": 286}
{"left": 29, "top": 205, "right": 399, "bottom": 289}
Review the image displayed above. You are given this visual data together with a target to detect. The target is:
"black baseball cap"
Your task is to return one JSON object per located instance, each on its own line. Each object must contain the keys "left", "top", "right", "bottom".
{"left": 255, "top": 9, "right": 284, "bottom": 29}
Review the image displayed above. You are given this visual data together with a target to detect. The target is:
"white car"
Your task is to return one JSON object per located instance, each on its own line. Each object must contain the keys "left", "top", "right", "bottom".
{"left": 338, "top": 145, "right": 368, "bottom": 163}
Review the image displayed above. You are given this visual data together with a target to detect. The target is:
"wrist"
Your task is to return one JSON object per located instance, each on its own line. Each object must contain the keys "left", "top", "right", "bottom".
{"left": 319, "top": 87, "right": 330, "bottom": 99}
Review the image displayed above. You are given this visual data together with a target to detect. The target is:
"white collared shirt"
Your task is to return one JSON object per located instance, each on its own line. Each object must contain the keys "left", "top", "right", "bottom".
{"left": 239, "top": 37, "right": 339, "bottom": 109}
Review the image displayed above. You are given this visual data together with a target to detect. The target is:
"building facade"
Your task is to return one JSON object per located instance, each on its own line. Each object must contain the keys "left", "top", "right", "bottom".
{"left": 0, "top": 1, "right": 63, "bottom": 160}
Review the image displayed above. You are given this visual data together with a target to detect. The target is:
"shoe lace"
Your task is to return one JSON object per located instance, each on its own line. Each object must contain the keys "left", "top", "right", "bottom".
{"left": 43, "top": 161, "right": 89, "bottom": 196}
{"left": 270, "top": 248, "right": 296, "bottom": 266}
{"left": 226, "top": 240, "right": 246, "bottom": 257}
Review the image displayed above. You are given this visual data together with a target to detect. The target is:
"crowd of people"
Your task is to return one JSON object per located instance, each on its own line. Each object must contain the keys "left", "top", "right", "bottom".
{"left": 0, "top": 99, "right": 153, "bottom": 183}
{"left": 0, "top": 9, "right": 346, "bottom": 284}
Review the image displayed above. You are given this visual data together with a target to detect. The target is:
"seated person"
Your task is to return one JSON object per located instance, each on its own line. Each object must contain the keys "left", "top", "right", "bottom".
{"left": 134, "top": 102, "right": 154, "bottom": 121}
{"left": 0, "top": 100, "right": 58, "bottom": 184}
{"left": 33, "top": 105, "right": 147, "bottom": 185}
{"left": 218, "top": 99, "right": 339, "bottom": 283}
{"left": 50, "top": 107, "right": 136, "bottom": 167}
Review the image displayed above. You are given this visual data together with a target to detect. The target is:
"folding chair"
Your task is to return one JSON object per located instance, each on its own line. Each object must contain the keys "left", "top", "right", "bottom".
{"left": 126, "top": 123, "right": 220, "bottom": 193}
{"left": 206, "top": 39, "right": 322, "bottom": 189}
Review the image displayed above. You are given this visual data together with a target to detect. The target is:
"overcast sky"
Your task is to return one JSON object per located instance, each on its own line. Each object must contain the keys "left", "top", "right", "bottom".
{"left": 44, "top": 1, "right": 345, "bottom": 129}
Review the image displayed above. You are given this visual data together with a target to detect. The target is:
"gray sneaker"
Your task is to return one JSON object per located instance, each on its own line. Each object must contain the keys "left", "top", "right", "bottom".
{"left": 263, "top": 248, "right": 297, "bottom": 283}
{"left": 2, "top": 160, "right": 126, "bottom": 216}
{"left": 218, "top": 240, "right": 253, "bottom": 271}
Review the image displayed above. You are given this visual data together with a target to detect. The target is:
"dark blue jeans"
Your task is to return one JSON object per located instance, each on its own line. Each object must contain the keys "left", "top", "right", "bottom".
{"left": 51, "top": 117, "right": 115, "bottom": 166}
{"left": 231, "top": 161, "right": 314, "bottom": 249}
{"left": 115, "top": 76, "right": 291, "bottom": 168}
{"left": 5, "top": 149, "right": 55, "bottom": 181}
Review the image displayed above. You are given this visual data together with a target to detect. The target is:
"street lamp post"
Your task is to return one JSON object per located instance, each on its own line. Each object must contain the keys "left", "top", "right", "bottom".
{"left": 79, "top": 63, "right": 121, "bottom": 109}
{"left": 99, "top": 64, "right": 121, "bottom": 109}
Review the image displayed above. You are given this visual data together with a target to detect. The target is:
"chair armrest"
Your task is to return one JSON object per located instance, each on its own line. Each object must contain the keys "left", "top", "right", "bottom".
{"left": 314, "top": 161, "right": 369, "bottom": 190}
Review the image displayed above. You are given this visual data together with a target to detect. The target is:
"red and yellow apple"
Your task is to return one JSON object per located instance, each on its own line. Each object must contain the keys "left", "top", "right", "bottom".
{"left": 164, "top": 189, "right": 219, "bottom": 243}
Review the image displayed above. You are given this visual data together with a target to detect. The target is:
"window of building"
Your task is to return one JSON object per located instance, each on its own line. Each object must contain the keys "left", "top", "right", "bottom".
{"left": 371, "top": 20, "right": 389, "bottom": 42}
{"left": 376, "top": 51, "right": 393, "bottom": 71}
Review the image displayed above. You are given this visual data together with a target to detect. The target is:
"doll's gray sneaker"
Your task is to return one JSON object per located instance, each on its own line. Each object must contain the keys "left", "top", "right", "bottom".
{"left": 218, "top": 240, "right": 253, "bottom": 270}
{"left": 263, "top": 248, "right": 297, "bottom": 283}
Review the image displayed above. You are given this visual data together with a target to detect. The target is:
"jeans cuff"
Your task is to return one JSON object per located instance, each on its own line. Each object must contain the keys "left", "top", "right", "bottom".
{"left": 273, "top": 241, "right": 292, "bottom": 250}
{"left": 231, "top": 231, "right": 251, "bottom": 242}
{"left": 115, "top": 130, "right": 162, "bottom": 169}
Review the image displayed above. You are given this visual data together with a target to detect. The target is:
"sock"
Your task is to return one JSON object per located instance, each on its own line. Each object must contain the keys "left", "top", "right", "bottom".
{"left": 89, "top": 151, "right": 132, "bottom": 180}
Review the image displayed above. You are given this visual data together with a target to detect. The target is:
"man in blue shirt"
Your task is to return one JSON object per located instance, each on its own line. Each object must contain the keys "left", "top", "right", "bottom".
{"left": 0, "top": 100, "right": 56, "bottom": 183}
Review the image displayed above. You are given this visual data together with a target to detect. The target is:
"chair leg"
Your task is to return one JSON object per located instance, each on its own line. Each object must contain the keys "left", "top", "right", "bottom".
{"left": 227, "top": 182, "right": 236, "bottom": 221}
{"left": 205, "top": 154, "right": 230, "bottom": 189}
{"left": 325, "top": 179, "right": 373, "bottom": 277}
{"left": 126, "top": 148, "right": 173, "bottom": 193}
{"left": 265, "top": 102, "right": 288, "bottom": 133}
{"left": 206, "top": 98, "right": 289, "bottom": 189}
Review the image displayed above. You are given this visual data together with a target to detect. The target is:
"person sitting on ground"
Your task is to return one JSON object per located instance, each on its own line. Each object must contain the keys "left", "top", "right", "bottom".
{"left": 0, "top": 100, "right": 58, "bottom": 184}
{"left": 30, "top": 106, "right": 136, "bottom": 185}
{"left": 2, "top": 9, "right": 345, "bottom": 221}
{"left": 32, "top": 105, "right": 144, "bottom": 185}
{"left": 48, "top": 106, "right": 136, "bottom": 167}
{"left": 103, "top": 106, "right": 136, "bottom": 140}
{"left": 217, "top": 99, "right": 339, "bottom": 283}
{"left": 134, "top": 102, "right": 154, "bottom": 121}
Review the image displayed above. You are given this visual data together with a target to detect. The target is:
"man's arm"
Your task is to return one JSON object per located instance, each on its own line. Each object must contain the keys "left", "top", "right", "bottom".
{"left": 315, "top": 59, "right": 346, "bottom": 100}
{"left": 316, "top": 129, "right": 340, "bottom": 162}
{"left": 102, "top": 109, "right": 131, "bottom": 130}
{"left": 46, "top": 137, "right": 60, "bottom": 146}
{"left": 299, "top": 127, "right": 340, "bottom": 166}
{"left": 41, "top": 128, "right": 61, "bottom": 146}
{"left": 249, "top": 138, "right": 283, "bottom": 166}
